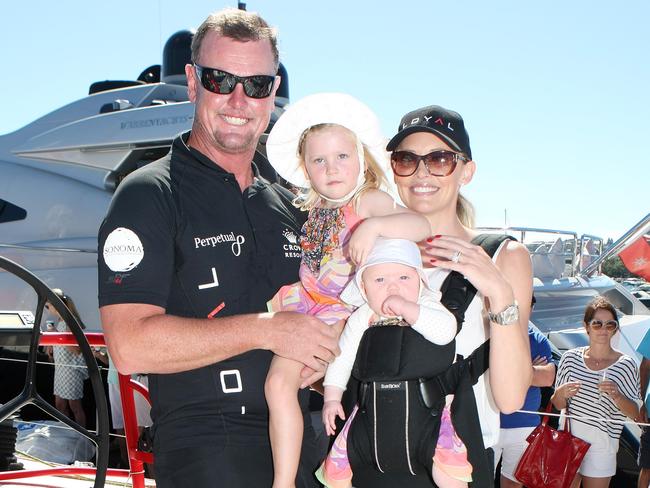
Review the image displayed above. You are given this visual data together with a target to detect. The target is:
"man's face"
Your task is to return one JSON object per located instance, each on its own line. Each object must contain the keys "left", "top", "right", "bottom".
{"left": 361, "top": 262, "right": 420, "bottom": 316}
{"left": 186, "top": 33, "right": 279, "bottom": 156}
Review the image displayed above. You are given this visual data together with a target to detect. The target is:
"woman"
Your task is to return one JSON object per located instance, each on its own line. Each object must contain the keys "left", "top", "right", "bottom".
{"left": 348, "top": 105, "right": 533, "bottom": 487}
{"left": 45, "top": 288, "right": 89, "bottom": 427}
{"left": 551, "top": 296, "right": 640, "bottom": 487}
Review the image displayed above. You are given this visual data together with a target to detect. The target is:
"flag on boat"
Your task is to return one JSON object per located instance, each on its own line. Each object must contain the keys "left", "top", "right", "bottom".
{"left": 618, "top": 234, "right": 650, "bottom": 281}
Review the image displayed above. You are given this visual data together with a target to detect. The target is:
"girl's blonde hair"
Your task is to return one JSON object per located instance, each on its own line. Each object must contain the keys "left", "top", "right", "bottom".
{"left": 293, "top": 123, "right": 387, "bottom": 211}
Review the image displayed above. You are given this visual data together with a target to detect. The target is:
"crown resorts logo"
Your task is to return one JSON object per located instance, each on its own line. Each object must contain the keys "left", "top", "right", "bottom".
{"left": 282, "top": 229, "right": 300, "bottom": 258}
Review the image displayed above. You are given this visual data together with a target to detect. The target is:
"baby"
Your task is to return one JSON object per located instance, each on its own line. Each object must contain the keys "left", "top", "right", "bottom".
{"left": 318, "top": 238, "right": 471, "bottom": 488}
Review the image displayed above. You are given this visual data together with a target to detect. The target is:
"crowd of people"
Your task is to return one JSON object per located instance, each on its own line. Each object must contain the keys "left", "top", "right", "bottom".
{"left": 34, "top": 6, "right": 645, "bottom": 488}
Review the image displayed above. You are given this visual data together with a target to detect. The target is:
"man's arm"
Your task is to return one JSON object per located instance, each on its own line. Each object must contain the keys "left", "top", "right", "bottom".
{"left": 102, "top": 303, "right": 340, "bottom": 375}
{"left": 530, "top": 355, "right": 556, "bottom": 387}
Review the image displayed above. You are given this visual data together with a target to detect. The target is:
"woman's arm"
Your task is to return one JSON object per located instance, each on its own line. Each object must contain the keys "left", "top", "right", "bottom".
{"left": 488, "top": 241, "right": 534, "bottom": 412}
{"left": 609, "top": 389, "right": 640, "bottom": 420}
{"left": 423, "top": 236, "right": 533, "bottom": 412}
{"left": 551, "top": 381, "right": 580, "bottom": 411}
{"left": 550, "top": 354, "right": 580, "bottom": 411}
{"left": 603, "top": 358, "right": 642, "bottom": 420}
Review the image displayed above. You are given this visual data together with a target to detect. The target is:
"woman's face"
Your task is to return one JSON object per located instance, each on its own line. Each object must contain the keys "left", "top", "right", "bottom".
{"left": 585, "top": 308, "right": 618, "bottom": 345}
{"left": 392, "top": 132, "right": 474, "bottom": 216}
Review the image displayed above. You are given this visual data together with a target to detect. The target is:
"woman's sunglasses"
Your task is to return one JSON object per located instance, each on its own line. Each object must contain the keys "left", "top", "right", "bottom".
{"left": 588, "top": 319, "right": 619, "bottom": 331}
{"left": 390, "top": 150, "right": 467, "bottom": 177}
{"left": 194, "top": 65, "right": 276, "bottom": 99}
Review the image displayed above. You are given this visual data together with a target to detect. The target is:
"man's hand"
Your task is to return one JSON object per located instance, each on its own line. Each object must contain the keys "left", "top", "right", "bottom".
{"left": 267, "top": 311, "right": 340, "bottom": 374}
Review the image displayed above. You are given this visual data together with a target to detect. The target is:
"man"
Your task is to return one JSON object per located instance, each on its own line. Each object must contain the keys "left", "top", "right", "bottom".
{"left": 493, "top": 320, "right": 556, "bottom": 487}
{"left": 97, "top": 9, "right": 338, "bottom": 487}
{"left": 636, "top": 328, "right": 650, "bottom": 488}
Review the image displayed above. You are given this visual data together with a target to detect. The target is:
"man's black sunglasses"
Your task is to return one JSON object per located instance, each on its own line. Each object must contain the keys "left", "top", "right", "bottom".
{"left": 194, "top": 65, "right": 276, "bottom": 99}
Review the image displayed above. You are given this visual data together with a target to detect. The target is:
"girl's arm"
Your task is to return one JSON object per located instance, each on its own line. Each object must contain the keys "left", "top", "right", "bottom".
{"left": 350, "top": 189, "right": 431, "bottom": 264}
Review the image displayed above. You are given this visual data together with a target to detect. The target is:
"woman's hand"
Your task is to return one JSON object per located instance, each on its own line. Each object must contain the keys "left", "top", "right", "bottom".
{"left": 598, "top": 379, "right": 621, "bottom": 400}
{"left": 322, "top": 400, "right": 346, "bottom": 436}
{"left": 558, "top": 380, "right": 581, "bottom": 401}
{"left": 421, "top": 235, "right": 514, "bottom": 306}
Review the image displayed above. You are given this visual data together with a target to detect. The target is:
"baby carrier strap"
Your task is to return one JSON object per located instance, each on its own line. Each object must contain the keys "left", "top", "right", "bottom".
{"left": 418, "top": 340, "right": 489, "bottom": 410}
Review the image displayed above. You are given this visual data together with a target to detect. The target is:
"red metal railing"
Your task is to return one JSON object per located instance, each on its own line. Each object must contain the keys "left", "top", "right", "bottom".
{"left": 0, "top": 332, "right": 152, "bottom": 487}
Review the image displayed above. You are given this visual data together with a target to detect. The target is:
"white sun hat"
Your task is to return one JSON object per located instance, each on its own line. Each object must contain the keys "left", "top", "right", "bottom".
{"left": 340, "top": 238, "right": 428, "bottom": 307}
{"left": 265, "top": 92, "right": 388, "bottom": 189}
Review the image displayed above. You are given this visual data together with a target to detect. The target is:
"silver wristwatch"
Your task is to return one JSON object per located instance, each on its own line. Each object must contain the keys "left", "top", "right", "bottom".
{"left": 487, "top": 301, "right": 520, "bottom": 326}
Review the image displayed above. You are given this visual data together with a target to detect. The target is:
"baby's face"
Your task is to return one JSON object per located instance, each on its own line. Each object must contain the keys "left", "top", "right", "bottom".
{"left": 361, "top": 262, "right": 420, "bottom": 314}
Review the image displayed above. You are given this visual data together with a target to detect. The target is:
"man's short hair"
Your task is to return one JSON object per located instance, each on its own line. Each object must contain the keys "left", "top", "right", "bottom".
{"left": 191, "top": 8, "right": 279, "bottom": 69}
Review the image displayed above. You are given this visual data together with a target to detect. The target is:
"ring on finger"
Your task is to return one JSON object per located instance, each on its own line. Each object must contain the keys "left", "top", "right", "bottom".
{"left": 451, "top": 250, "right": 462, "bottom": 264}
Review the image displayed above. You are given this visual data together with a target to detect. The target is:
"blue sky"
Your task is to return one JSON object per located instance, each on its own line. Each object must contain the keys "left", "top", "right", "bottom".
{"left": 2, "top": 0, "right": 648, "bottom": 241}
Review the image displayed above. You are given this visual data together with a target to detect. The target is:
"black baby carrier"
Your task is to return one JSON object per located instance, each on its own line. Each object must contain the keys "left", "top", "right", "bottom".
{"left": 343, "top": 234, "right": 512, "bottom": 488}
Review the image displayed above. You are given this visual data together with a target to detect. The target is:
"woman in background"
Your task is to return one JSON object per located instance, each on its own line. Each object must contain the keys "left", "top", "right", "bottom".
{"left": 46, "top": 288, "right": 89, "bottom": 427}
{"left": 552, "top": 295, "right": 640, "bottom": 487}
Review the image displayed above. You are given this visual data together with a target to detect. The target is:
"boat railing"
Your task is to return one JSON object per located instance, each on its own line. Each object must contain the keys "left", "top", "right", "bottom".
{"left": 477, "top": 226, "right": 586, "bottom": 280}
{"left": 0, "top": 331, "right": 152, "bottom": 488}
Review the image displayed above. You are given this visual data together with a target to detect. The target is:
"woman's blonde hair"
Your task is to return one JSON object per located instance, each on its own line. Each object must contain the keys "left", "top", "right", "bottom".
{"left": 457, "top": 192, "right": 475, "bottom": 228}
{"left": 293, "top": 123, "right": 387, "bottom": 211}
{"left": 51, "top": 288, "right": 86, "bottom": 330}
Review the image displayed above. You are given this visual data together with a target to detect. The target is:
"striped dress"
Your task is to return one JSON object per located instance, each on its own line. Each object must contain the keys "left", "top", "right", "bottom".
{"left": 555, "top": 346, "right": 640, "bottom": 452}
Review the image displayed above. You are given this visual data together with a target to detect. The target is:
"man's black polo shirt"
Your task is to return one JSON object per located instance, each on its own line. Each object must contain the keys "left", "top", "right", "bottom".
{"left": 98, "top": 131, "right": 306, "bottom": 452}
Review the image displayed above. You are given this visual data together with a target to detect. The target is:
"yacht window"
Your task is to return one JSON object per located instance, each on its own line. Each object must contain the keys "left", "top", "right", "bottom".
{"left": 0, "top": 199, "right": 27, "bottom": 223}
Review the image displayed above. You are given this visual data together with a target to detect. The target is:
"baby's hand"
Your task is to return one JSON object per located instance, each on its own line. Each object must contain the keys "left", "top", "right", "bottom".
{"left": 348, "top": 220, "right": 378, "bottom": 265}
{"left": 322, "top": 400, "right": 346, "bottom": 436}
{"left": 381, "top": 295, "right": 408, "bottom": 319}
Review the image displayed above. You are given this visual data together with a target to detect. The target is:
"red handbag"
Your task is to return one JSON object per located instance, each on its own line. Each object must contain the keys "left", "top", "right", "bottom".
{"left": 513, "top": 403, "right": 591, "bottom": 488}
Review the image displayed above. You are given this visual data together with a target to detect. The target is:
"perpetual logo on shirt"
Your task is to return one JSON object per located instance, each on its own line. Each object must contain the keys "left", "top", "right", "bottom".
{"left": 103, "top": 227, "right": 144, "bottom": 272}
{"left": 194, "top": 232, "right": 246, "bottom": 257}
